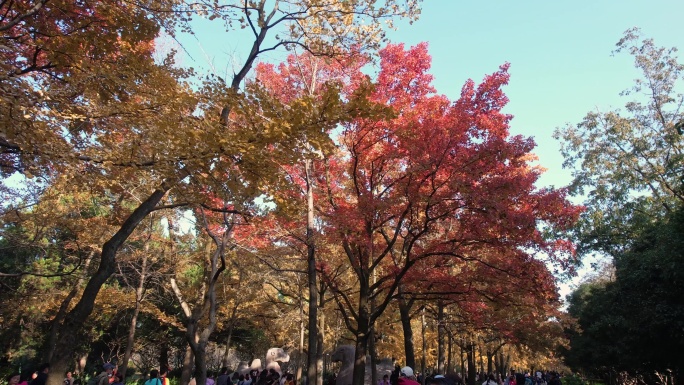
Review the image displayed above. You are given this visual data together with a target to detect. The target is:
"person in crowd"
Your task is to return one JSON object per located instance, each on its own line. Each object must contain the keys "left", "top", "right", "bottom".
{"left": 17, "top": 372, "right": 32, "bottom": 385}
{"left": 397, "top": 367, "right": 420, "bottom": 385}
{"left": 379, "top": 374, "right": 391, "bottom": 385}
{"left": 64, "top": 372, "right": 74, "bottom": 385}
{"left": 547, "top": 373, "right": 561, "bottom": 385}
{"left": 217, "top": 368, "right": 230, "bottom": 385}
{"left": 483, "top": 374, "right": 497, "bottom": 385}
{"left": 390, "top": 365, "right": 401, "bottom": 385}
{"left": 96, "top": 364, "right": 116, "bottom": 385}
{"left": 144, "top": 370, "right": 162, "bottom": 385}
{"left": 160, "top": 368, "right": 170, "bottom": 385}
{"left": 8, "top": 373, "right": 20, "bottom": 385}
{"left": 31, "top": 364, "right": 50, "bottom": 385}
{"left": 524, "top": 373, "right": 533, "bottom": 385}
{"left": 111, "top": 374, "right": 124, "bottom": 385}
{"left": 206, "top": 371, "right": 215, "bottom": 385}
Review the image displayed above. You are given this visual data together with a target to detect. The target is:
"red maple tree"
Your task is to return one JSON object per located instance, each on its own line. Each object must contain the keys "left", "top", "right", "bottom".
{"left": 313, "top": 42, "right": 581, "bottom": 385}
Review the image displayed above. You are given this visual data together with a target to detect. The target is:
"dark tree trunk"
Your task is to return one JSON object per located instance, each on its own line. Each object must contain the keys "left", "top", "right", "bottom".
{"left": 398, "top": 295, "right": 416, "bottom": 370}
{"left": 120, "top": 251, "right": 149, "bottom": 380}
{"left": 45, "top": 252, "right": 94, "bottom": 362}
{"left": 467, "top": 340, "right": 476, "bottom": 385}
{"left": 305, "top": 159, "right": 318, "bottom": 385}
{"left": 486, "top": 351, "right": 493, "bottom": 376}
{"left": 494, "top": 352, "right": 501, "bottom": 376}
{"left": 172, "top": 214, "right": 229, "bottom": 385}
{"left": 194, "top": 343, "right": 208, "bottom": 385}
{"left": 47, "top": 188, "right": 170, "bottom": 385}
{"left": 369, "top": 326, "right": 377, "bottom": 385}
{"left": 351, "top": 281, "right": 371, "bottom": 385}
{"left": 181, "top": 344, "right": 194, "bottom": 385}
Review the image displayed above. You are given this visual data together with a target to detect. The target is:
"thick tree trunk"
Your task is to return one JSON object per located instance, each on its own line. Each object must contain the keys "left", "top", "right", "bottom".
{"left": 398, "top": 296, "right": 416, "bottom": 370}
{"left": 305, "top": 158, "right": 318, "bottom": 385}
{"left": 172, "top": 213, "right": 228, "bottom": 385}
{"left": 486, "top": 351, "right": 493, "bottom": 376}
{"left": 437, "top": 303, "right": 445, "bottom": 375}
{"left": 352, "top": 282, "right": 370, "bottom": 385}
{"left": 369, "top": 326, "right": 377, "bottom": 385}
{"left": 181, "top": 344, "right": 194, "bottom": 385}
{"left": 494, "top": 352, "right": 501, "bottom": 376}
{"left": 194, "top": 343, "right": 208, "bottom": 385}
{"left": 47, "top": 188, "right": 170, "bottom": 385}
{"left": 467, "top": 340, "right": 476, "bottom": 385}
{"left": 352, "top": 332, "right": 369, "bottom": 385}
{"left": 120, "top": 251, "right": 149, "bottom": 380}
{"left": 45, "top": 252, "right": 94, "bottom": 362}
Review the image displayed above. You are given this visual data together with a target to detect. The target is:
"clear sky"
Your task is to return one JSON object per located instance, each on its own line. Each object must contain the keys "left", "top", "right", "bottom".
{"left": 176, "top": 0, "right": 684, "bottom": 188}
{"left": 386, "top": 0, "right": 684, "bottom": 188}
{"left": 173, "top": 0, "right": 684, "bottom": 299}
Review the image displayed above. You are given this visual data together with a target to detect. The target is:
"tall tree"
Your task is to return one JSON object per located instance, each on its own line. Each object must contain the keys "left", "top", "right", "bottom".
{"left": 319, "top": 43, "right": 580, "bottom": 385}
{"left": 564, "top": 206, "right": 684, "bottom": 383}
{"left": 0, "top": 1, "right": 422, "bottom": 384}
{"left": 254, "top": 50, "right": 371, "bottom": 385}
{"left": 554, "top": 28, "right": 684, "bottom": 258}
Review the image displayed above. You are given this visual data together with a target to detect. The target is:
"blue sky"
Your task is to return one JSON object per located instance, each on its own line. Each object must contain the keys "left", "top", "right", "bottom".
{"left": 176, "top": 0, "right": 684, "bottom": 189}
{"left": 387, "top": 0, "right": 684, "bottom": 188}
{"left": 173, "top": 0, "right": 684, "bottom": 298}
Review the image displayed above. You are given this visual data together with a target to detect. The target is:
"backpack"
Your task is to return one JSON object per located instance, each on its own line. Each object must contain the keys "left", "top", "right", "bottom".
{"left": 144, "top": 379, "right": 163, "bottom": 385}
{"left": 87, "top": 373, "right": 107, "bottom": 385}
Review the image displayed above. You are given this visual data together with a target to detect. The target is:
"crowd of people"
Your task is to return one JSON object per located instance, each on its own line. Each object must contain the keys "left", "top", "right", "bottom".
{"left": 376, "top": 366, "right": 564, "bottom": 385}
{"left": 5, "top": 363, "right": 158, "bottom": 385}
{"left": 187, "top": 368, "right": 295, "bottom": 385}
{"left": 6, "top": 363, "right": 563, "bottom": 385}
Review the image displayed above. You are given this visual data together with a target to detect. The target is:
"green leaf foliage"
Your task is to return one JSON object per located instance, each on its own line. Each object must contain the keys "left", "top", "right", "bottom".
{"left": 564, "top": 206, "right": 684, "bottom": 381}
{"left": 555, "top": 28, "right": 684, "bottom": 258}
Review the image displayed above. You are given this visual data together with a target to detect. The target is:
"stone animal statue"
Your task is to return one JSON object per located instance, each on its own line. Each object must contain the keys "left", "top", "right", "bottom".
{"left": 236, "top": 361, "right": 250, "bottom": 375}
{"left": 331, "top": 345, "right": 394, "bottom": 385}
{"left": 265, "top": 347, "right": 290, "bottom": 374}
{"left": 331, "top": 345, "right": 355, "bottom": 385}
{"left": 237, "top": 348, "right": 290, "bottom": 375}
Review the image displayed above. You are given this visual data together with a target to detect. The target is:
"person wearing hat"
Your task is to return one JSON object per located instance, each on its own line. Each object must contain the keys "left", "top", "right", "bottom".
{"left": 398, "top": 367, "right": 420, "bottom": 385}
{"left": 95, "top": 364, "right": 116, "bottom": 385}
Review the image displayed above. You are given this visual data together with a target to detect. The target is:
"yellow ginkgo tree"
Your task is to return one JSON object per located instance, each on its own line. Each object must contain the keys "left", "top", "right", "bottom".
{"left": 1, "top": 0, "right": 422, "bottom": 384}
